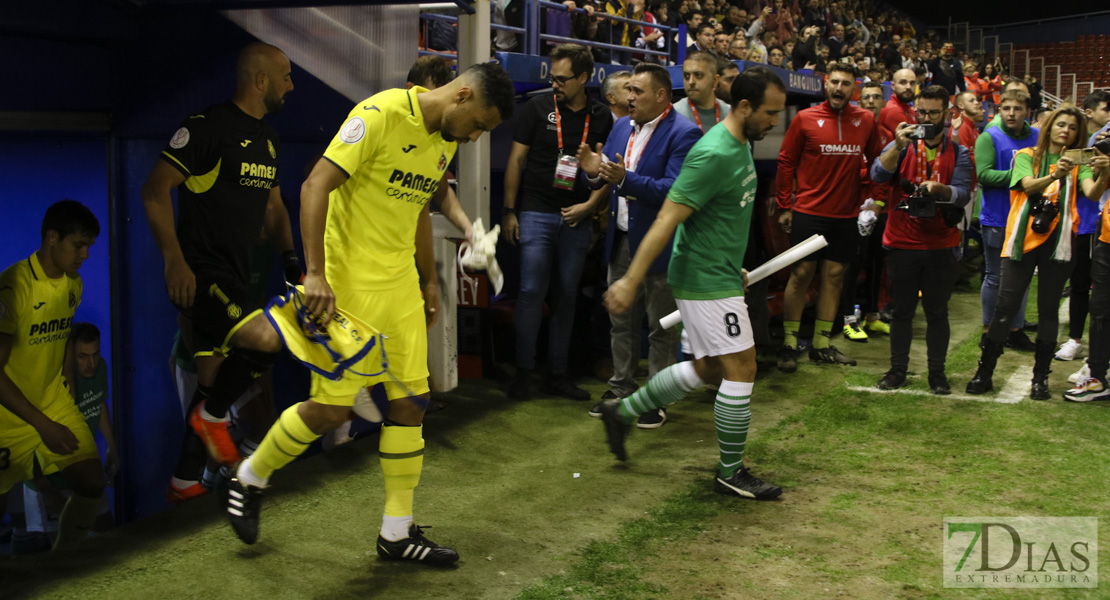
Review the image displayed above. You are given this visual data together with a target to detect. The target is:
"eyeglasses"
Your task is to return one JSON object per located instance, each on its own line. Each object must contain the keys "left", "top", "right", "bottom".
{"left": 915, "top": 109, "right": 944, "bottom": 118}
{"left": 548, "top": 74, "right": 579, "bottom": 86}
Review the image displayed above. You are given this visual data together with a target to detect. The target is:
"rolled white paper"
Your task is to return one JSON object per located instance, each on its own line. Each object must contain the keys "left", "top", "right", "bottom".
{"left": 657, "top": 234, "right": 828, "bottom": 329}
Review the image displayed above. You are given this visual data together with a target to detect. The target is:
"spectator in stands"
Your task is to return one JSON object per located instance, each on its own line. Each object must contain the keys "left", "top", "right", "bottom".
{"left": 968, "top": 106, "right": 1109, "bottom": 399}
{"left": 493, "top": 0, "right": 523, "bottom": 52}
{"left": 871, "top": 85, "right": 973, "bottom": 394}
{"left": 750, "top": 30, "right": 779, "bottom": 65}
{"left": 775, "top": 63, "right": 883, "bottom": 371}
{"left": 688, "top": 23, "right": 717, "bottom": 56}
{"left": 765, "top": 0, "right": 796, "bottom": 43}
{"left": 601, "top": 71, "right": 632, "bottom": 119}
{"left": 826, "top": 23, "right": 846, "bottom": 61}
{"left": 630, "top": 0, "right": 665, "bottom": 63}
{"left": 502, "top": 44, "right": 614, "bottom": 400}
{"left": 1056, "top": 91, "right": 1110, "bottom": 362}
{"left": 675, "top": 51, "right": 730, "bottom": 133}
{"left": 1024, "top": 74, "right": 1043, "bottom": 112}
{"left": 652, "top": 0, "right": 675, "bottom": 28}
{"left": 716, "top": 58, "right": 740, "bottom": 104}
{"left": 722, "top": 6, "right": 748, "bottom": 37}
{"left": 974, "top": 89, "right": 1039, "bottom": 353}
{"left": 576, "top": 63, "right": 701, "bottom": 426}
{"left": 900, "top": 41, "right": 918, "bottom": 71}
{"left": 792, "top": 25, "right": 823, "bottom": 72}
{"left": 745, "top": 5, "right": 775, "bottom": 46}
{"left": 927, "top": 42, "right": 965, "bottom": 95}
{"left": 683, "top": 10, "right": 704, "bottom": 50}
{"left": 713, "top": 31, "right": 731, "bottom": 58}
{"left": 768, "top": 45, "right": 787, "bottom": 69}
{"left": 729, "top": 36, "right": 750, "bottom": 60}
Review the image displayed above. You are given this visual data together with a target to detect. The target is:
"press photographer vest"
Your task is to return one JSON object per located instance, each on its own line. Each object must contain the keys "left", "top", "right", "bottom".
{"left": 883, "top": 135, "right": 960, "bottom": 250}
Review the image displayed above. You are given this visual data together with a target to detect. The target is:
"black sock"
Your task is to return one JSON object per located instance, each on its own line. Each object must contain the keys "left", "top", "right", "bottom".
{"left": 205, "top": 350, "right": 278, "bottom": 418}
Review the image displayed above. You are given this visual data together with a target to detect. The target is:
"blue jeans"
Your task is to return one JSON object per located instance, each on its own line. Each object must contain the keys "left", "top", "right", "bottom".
{"left": 981, "top": 225, "right": 1028, "bottom": 329}
{"left": 515, "top": 210, "right": 594, "bottom": 374}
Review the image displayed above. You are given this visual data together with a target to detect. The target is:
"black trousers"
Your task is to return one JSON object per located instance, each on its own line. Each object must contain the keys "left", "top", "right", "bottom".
{"left": 985, "top": 242, "right": 1076, "bottom": 347}
{"left": 840, "top": 213, "right": 888, "bottom": 317}
{"left": 1088, "top": 240, "right": 1110, "bottom": 380}
{"left": 887, "top": 247, "right": 958, "bottom": 373}
{"left": 1068, "top": 233, "right": 1095, "bottom": 340}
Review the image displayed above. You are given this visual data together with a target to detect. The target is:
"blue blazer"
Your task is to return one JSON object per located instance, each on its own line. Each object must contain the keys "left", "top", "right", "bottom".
{"left": 598, "top": 109, "right": 702, "bottom": 276}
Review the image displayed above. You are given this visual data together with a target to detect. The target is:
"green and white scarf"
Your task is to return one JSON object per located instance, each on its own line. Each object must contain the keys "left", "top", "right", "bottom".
{"left": 1003, "top": 151, "right": 1074, "bottom": 262}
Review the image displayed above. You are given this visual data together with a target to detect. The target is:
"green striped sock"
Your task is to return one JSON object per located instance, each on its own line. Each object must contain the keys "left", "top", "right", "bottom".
{"left": 714, "top": 380, "right": 752, "bottom": 478}
{"left": 783, "top": 320, "right": 800, "bottom": 349}
{"left": 618, "top": 361, "right": 702, "bottom": 424}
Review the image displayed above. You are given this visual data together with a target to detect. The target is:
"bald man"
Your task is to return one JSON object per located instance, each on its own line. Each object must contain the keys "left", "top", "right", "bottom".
{"left": 142, "top": 43, "right": 297, "bottom": 493}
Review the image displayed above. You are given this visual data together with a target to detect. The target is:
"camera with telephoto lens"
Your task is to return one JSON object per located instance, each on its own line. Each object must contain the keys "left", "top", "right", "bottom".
{"left": 1094, "top": 137, "right": 1110, "bottom": 155}
{"left": 1028, "top": 193, "right": 1059, "bottom": 235}
{"left": 898, "top": 180, "right": 963, "bottom": 226}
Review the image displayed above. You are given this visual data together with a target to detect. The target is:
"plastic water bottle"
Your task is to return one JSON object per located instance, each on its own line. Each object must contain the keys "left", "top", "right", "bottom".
{"left": 853, "top": 304, "right": 862, "bottom": 324}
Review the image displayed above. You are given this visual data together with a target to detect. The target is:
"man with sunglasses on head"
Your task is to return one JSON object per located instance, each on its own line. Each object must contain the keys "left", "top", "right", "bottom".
{"left": 503, "top": 44, "right": 613, "bottom": 401}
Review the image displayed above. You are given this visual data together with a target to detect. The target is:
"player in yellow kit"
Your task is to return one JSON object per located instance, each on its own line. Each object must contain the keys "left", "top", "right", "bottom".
{"left": 0, "top": 200, "right": 105, "bottom": 549}
{"left": 226, "top": 62, "right": 515, "bottom": 565}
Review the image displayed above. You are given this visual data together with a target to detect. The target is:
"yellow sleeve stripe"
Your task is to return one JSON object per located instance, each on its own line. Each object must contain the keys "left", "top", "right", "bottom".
{"left": 161, "top": 151, "right": 191, "bottom": 176}
{"left": 184, "top": 159, "right": 222, "bottom": 194}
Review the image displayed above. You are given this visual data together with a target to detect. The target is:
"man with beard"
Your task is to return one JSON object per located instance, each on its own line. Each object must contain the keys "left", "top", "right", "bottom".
{"left": 675, "top": 51, "right": 730, "bottom": 133}
{"left": 599, "top": 67, "right": 788, "bottom": 501}
{"left": 142, "top": 43, "right": 298, "bottom": 479}
{"left": 575, "top": 63, "right": 701, "bottom": 428}
{"left": 775, "top": 63, "right": 883, "bottom": 371}
{"left": 715, "top": 58, "right": 739, "bottom": 105}
{"left": 502, "top": 44, "right": 613, "bottom": 401}
{"left": 927, "top": 42, "right": 966, "bottom": 96}
{"left": 872, "top": 85, "right": 974, "bottom": 394}
{"left": 226, "top": 62, "right": 516, "bottom": 563}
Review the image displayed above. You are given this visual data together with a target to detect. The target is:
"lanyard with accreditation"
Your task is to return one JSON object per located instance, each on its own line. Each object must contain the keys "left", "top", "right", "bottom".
{"left": 624, "top": 104, "right": 672, "bottom": 171}
{"left": 553, "top": 94, "right": 591, "bottom": 190}
{"left": 690, "top": 100, "right": 720, "bottom": 133}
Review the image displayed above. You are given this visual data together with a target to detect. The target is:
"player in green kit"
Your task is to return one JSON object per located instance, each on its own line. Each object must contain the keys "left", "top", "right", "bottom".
{"left": 601, "top": 67, "right": 787, "bottom": 499}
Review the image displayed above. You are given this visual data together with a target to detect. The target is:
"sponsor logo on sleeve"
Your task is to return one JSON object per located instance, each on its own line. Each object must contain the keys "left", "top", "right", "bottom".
{"left": 169, "top": 127, "right": 190, "bottom": 149}
{"left": 340, "top": 117, "right": 366, "bottom": 144}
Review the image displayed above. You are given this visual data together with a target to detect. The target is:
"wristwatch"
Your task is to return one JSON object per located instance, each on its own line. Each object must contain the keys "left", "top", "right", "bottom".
{"left": 502, "top": 205, "right": 517, "bottom": 216}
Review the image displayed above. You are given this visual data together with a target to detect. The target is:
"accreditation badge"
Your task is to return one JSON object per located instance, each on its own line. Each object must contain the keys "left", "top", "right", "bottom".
{"left": 553, "top": 154, "right": 580, "bottom": 190}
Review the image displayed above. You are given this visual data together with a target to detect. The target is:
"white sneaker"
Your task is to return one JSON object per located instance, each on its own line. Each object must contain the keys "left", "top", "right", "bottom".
{"left": 1055, "top": 338, "right": 1083, "bottom": 361}
{"left": 1068, "top": 360, "right": 1091, "bottom": 384}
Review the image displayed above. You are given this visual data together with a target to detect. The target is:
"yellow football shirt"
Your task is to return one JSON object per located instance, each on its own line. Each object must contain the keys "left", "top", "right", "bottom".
{"left": 0, "top": 252, "right": 82, "bottom": 431}
{"left": 321, "top": 87, "right": 457, "bottom": 291}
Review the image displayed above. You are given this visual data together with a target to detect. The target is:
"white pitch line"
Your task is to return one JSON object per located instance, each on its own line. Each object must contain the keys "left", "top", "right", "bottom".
{"left": 848, "top": 367, "right": 1029, "bottom": 404}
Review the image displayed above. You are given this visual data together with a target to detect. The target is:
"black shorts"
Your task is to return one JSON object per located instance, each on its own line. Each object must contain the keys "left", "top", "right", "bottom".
{"left": 790, "top": 212, "right": 859, "bottom": 264}
{"left": 175, "top": 271, "right": 261, "bottom": 355}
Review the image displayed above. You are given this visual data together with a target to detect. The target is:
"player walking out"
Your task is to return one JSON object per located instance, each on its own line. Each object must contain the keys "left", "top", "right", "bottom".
{"left": 225, "top": 63, "right": 515, "bottom": 565}
{"left": 600, "top": 67, "right": 787, "bottom": 500}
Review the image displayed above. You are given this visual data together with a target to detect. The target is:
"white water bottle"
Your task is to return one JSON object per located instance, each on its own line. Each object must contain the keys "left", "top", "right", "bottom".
{"left": 853, "top": 304, "right": 862, "bottom": 323}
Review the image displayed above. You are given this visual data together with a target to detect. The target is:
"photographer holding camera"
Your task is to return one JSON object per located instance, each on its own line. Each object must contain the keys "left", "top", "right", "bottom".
{"left": 870, "top": 85, "right": 973, "bottom": 394}
{"left": 968, "top": 106, "right": 1109, "bottom": 400}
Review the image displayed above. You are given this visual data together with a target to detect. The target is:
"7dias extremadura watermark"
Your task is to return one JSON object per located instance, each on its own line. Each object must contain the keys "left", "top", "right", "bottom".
{"left": 943, "top": 517, "right": 1097, "bottom": 588}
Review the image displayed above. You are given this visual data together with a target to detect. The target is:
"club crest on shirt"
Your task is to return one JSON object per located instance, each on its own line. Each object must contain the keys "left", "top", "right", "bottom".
{"left": 439, "top": 153, "right": 447, "bottom": 171}
{"left": 852, "top": 118, "right": 862, "bottom": 127}
{"left": 69, "top": 292, "right": 76, "bottom": 309}
{"left": 268, "top": 140, "right": 277, "bottom": 159}
{"left": 340, "top": 117, "right": 366, "bottom": 144}
{"left": 169, "top": 127, "right": 190, "bottom": 149}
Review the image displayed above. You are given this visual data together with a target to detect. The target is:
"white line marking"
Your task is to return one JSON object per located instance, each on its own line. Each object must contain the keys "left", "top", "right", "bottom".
{"left": 849, "top": 369, "right": 1027, "bottom": 404}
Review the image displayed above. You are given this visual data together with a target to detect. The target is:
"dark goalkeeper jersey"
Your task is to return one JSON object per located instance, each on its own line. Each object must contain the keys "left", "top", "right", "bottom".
{"left": 161, "top": 101, "right": 281, "bottom": 284}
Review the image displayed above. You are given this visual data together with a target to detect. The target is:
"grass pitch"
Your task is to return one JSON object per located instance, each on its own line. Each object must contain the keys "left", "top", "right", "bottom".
{"left": 4, "top": 286, "right": 1108, "bottom": 600}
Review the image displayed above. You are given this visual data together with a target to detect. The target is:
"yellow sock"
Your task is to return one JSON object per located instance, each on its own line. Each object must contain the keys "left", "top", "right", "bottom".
{"left": 250, "top": 403, "right": 318, "bottom": 480}
{"left": 813, "top": 319, "right": 834, "bottom": 349}
{"left": 54, "top": 493, "right": 102, "bottom": 548}
{"left": 783, "top": 320, "right": 801, "bottom": 349}
{"left": 380, "top": 424, "right": 424, "bottom": 518}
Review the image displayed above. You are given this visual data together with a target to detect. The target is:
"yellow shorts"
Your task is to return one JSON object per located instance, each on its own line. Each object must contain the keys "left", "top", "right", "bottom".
{"left": 0, "top": 376, "right": 98, "bottom": 494}
{"left": 310, "top": 279, "right": 430, "bottom": 405}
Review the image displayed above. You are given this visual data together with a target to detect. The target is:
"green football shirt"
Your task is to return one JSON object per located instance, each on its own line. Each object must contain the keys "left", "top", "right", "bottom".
{"left": 74, "top": 359, "right": 108, "bottom": 434}
{"left": 667, "top": 124, "right": 758, "bottom": 300}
